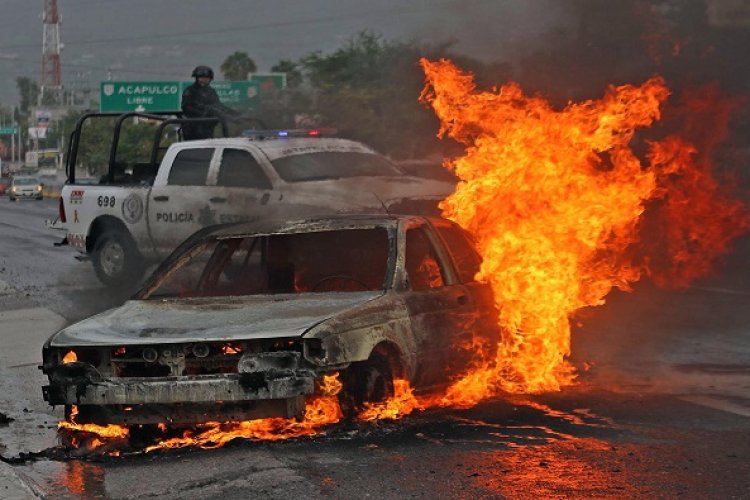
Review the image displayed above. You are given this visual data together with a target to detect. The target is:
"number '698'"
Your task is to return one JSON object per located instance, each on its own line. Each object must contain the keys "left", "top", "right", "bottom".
{"left": 97, "top": 195, "right": 115, "bottom": 207}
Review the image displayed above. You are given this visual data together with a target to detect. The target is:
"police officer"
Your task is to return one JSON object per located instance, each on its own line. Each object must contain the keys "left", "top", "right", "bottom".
{"left": 181, "top": 65, "right": 236, "bottom": 140}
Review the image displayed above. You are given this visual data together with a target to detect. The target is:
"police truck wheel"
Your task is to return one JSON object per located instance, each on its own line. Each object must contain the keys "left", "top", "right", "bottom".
{"left": 92, "top": 229, "right": 143, "bottom": 287}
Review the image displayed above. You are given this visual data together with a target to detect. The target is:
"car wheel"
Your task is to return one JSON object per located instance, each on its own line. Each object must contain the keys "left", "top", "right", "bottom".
{"left": 339, "top": 355, "right": 395, "bottom": 417}
{"left": 92, "top": 229, "right": 144, "bottom": 287}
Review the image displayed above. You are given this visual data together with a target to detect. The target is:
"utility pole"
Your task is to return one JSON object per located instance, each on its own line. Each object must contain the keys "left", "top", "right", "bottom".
{"left": 40, "top": 0, "right": 63, "bottom": 105}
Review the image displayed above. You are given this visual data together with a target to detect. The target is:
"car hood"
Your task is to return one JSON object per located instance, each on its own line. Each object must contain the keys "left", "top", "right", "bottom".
{"left": 49, "top": 291, "right": 383, "bottom": 347}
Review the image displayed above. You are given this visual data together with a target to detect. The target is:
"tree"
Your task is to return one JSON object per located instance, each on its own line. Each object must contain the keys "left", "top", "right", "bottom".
{"left": 220, "top": 51, "right": 257, "bottom": 80}
{"left": 271, "top": 59, "right": 302, "bottom": 88}
{"left": 229, "top": 32, "right": 512, "bottom": 158}
{"left": 16, "top": 77, "right": 39, "bottom": 115}
{"left": 298, "top": 32, "right": 484, "bottom": 158}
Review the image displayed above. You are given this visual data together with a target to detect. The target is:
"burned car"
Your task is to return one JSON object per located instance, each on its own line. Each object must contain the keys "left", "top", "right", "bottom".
{"left": 42, "top": 215, "right": 499, "bottom": 425}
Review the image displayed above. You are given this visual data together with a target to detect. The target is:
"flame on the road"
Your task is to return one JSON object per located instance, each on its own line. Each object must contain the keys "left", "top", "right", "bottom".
{"left": 419, "top": 58, "right": 749, "bottom": 400}
{"left": 58, "top": 405, "right": 129, "bottom": 452}
{"left": 358, "top": 379, "right": 424, "bottom": 421}
{"left": 142, "top": 373, "right": 344, "bottom": 452}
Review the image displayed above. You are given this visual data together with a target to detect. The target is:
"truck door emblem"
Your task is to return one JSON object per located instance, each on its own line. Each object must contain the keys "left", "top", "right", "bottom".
{"left": 198, "top": 205, "right": 216, "bottom": 226}
{"left": 122, "top": 193, "right": 144, "bottom": 224}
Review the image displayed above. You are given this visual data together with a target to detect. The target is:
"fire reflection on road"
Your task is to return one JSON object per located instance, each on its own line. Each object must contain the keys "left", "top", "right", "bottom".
{"left": 60, "top": 460, "right": 105, "bottom": 496}
{"left": 20, "top": 395, "right": 673, "bottom": 498}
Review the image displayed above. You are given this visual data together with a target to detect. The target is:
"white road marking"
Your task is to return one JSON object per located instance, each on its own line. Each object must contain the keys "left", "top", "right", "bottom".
{"left": 679, "top": 395, "right": 750, "bottom": 418}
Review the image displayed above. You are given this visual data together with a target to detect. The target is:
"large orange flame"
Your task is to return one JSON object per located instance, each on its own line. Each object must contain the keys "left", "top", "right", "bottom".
{"left": 419, "top": 58, "right": 749, "bottom": 400}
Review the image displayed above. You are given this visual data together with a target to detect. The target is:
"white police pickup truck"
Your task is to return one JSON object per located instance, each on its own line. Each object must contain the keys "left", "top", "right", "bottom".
{"left": 54, "top": 113, "right": 454, "bottom": 286}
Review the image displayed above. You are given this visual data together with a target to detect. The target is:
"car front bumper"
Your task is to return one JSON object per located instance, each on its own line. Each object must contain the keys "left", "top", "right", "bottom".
{"left": 43, "top": 356, "right": 317, "bottom": 424}
{"left": 11, "top": 190, "right": 42, "bottom": 199}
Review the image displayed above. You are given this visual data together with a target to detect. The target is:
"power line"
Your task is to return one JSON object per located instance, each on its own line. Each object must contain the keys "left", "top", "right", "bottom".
{"left": 0, "top": 2, "right": 467, "bottom": 51}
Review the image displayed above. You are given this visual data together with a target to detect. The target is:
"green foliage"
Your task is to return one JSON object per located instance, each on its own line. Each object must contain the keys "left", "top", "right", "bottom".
{"left": 16, "top": 77, "right": 39, "bottom": 115}
{"left": 244, "top": 31, "right": 511, "bottom": 159}
{"left": 220, "top": 51, "right": 257, "bottom": 81}
{"left": 270, "top": 60, "right": 302, "bottom": 88}
{"left": 295, "top": 32, "right": 473, "bottom": 158}
{"left": 55, "top": 110, "right": 177, "bottom": 177}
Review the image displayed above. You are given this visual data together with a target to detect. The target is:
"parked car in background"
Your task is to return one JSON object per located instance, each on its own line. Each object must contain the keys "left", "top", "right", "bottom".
{"left": 9, "top": 176, "right": 44, "bottom": 201}
{"left": 41, "top": 214, "right": 500, "bottom": 426}
{"left": 0, "top": 177, "right": 10, "bottom": 196}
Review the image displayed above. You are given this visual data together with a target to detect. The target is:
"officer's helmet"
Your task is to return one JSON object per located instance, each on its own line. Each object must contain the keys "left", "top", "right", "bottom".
{"left": 191, "top": 66, "right": 214, "bottom": 79}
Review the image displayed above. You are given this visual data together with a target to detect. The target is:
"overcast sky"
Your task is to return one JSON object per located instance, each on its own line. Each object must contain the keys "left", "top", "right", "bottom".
{"left": 0, "top": 0, "right": 569, "bottom": 106}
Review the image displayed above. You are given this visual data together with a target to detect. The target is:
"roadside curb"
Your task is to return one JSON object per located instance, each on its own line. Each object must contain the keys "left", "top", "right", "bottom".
{"left": 0, "top": 460, "right": 39, "bottom": 499}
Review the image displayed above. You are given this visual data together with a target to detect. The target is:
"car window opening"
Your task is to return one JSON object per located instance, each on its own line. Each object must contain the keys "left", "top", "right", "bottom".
{"left": 405, "top": 227, "right": 447, "bottom": 290}
{"left": 148, "top": 227, "right": 391, "bottom": 298}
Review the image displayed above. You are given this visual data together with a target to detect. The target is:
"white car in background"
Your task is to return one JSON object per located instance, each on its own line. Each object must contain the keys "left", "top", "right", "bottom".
{"left": 9, "top": 176, "right": 44, "bottom": 201}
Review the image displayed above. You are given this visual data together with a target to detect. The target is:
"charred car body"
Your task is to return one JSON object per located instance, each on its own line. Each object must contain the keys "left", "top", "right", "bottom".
{"left": 42, "top": 215, "right": 499, "bottom": 425}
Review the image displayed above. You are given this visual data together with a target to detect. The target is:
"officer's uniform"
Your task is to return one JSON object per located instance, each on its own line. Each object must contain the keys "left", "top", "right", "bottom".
{"left": 181, "top": 81, "right": 233, "bottom": 140}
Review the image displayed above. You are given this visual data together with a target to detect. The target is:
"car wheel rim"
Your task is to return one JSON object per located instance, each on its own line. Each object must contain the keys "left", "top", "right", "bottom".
{"left": 100, "top": 240, "right": 125, "bottom": 277}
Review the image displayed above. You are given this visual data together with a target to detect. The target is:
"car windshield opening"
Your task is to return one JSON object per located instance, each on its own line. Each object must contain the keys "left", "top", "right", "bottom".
{"left": 271, "top": 151, "right": 402, "bottom": 182}
{"left": 147, "top": 227, "right": 392, "bottom": 298}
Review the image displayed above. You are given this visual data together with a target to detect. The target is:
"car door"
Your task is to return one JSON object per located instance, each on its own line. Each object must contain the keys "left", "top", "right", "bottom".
{"left": 400, "top": 222, "right": 477, "bottom": 391}
{"left": 431, "top": 219, "right": 501, "bottom": 374}
{"left": 210, "top": 147, "right": 277, "bottom": 225}
{"left": 147, "top": 147, "right": 216, "bottom": 258}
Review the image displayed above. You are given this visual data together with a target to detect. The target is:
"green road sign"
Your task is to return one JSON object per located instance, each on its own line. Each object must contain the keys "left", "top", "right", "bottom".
{"left": 249, "top": 73, "right": 287, "bottom": 91}
{"left": 100, "top": 81, "right": 182, "bottom": 113}
{"left": 0, "top": 126, "right": 19, "bottom": 135}
{"left": 100, "top": 81, "right": 261, "bottom": 113}
{"left": 186, "top": 80, "right": 261, "bottom": 111}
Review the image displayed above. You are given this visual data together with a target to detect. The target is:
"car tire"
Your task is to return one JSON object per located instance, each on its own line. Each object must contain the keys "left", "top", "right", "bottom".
{"left": 92, "top": 229, "right": 144, "bottom": 288}
{"left": 339, "top": 355, "right": 395, "bottom": 418}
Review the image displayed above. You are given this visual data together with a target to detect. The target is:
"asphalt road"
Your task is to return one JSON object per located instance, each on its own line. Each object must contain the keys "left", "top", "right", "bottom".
{"left": 1, "top": 196, "right": 749, "bottom": 498}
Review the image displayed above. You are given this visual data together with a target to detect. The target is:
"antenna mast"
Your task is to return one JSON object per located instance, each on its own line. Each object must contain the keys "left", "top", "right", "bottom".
{"left": 41, "top": 0, "right": 62, "bottom": 104}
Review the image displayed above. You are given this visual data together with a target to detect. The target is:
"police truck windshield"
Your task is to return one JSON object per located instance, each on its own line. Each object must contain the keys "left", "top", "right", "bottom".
{"left": 271, "top": 151, "right": 402, "bottom": 182}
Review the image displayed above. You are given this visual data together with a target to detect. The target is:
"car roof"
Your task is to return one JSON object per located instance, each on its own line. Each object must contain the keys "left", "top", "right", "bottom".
{"left": 207, "top": 214, "right": 426, "bottom": 239}
{"left": 181, "top": 214, "right": 459, "bottom": 244}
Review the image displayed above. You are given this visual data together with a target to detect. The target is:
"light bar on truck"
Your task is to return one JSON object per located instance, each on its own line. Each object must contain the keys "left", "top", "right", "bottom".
{"left": 242, "top": 128, "right": 337, "bottom": 140}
